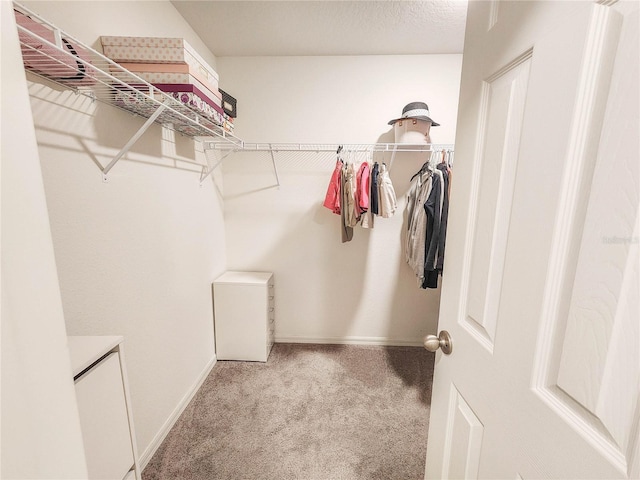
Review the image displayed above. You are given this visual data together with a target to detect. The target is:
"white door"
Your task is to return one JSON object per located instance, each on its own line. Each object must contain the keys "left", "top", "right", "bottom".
{"left": 425, "top": 1, "right": 639, "bottom": 478}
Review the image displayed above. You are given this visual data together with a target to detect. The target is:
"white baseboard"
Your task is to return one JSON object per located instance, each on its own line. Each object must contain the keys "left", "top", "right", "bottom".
{"left": 138, "top": 354, "right": 217, "bottom": 470}
{"left": 275, "top": 335, "right": 424, "bottom": 347}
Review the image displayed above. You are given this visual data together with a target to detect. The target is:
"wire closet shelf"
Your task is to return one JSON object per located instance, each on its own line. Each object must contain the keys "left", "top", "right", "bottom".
{"left": 205, "top": 142, "right": 455, "bottom": 153}
{"left": 201, "top": 143, "right": 455, "bottom": 186}
{"left": 14, "top": 2, "right": 454, "bottom": 184}
{"left": 13, "top": 1, "right": 242, "bottom": 178}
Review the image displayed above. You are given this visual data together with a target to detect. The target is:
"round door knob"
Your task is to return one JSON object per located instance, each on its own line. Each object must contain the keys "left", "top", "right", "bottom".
{"left": 423, "top": 330, "right": 453, "bottom": 355}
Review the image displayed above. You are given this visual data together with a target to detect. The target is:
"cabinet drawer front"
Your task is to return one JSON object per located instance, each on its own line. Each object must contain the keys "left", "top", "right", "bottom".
{"left": 214, "top": 284, "right": 268, "bottom": 361}
{"left": 75, "top": 352, "right": 134, "bottom": 480}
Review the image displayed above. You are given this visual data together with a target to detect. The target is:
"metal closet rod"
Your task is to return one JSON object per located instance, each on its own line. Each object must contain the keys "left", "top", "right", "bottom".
{"left": 204, "top": 142, "right": 455, "bottom": 153}
{"left": 199, "top": 142, "right": 455, "bottom": 186}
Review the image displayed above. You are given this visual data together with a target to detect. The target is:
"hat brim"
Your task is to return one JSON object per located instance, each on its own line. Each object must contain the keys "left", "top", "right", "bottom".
{"left": 388, "top": 115, "right": 440, "bottom": 127}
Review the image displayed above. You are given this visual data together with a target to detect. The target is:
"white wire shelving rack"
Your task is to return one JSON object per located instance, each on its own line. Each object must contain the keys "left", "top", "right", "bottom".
{"left": 202, "top": 142, "right": 455, "bottom": 186}
{"left": 205, "top": 142, "right": 454, "bottom": 153}
{"left": 14, "top": 2, "right": 454, "bottom": 186}
{"left": 13, "top": 1, "right": 242, "bottom": 181}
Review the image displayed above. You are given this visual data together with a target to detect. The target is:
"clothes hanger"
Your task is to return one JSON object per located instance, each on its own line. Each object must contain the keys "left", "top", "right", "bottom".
{"left": 446, "top": 150, "right": 454, "bottom": 168}
{"left": 410, "top": 152, "right": 435, "bottom": 181}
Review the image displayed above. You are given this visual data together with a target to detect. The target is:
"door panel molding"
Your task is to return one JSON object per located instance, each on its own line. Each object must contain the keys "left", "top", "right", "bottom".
{"left": 531, "top": 3, "right": 635, "bottom": 474}
{"left": 461, "top": 49, "right": 532, "bottom": 352}
{"left": 441, "top": 384, "right": 484, "bottom": 480}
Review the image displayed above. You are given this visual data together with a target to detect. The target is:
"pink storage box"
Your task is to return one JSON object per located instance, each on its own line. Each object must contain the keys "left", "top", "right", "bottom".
{"left": 100, "top": 36, "right": 219, "bottom": 83}
{"left": 128, "top": 72, "right": 221, "bottom": 107}
{"left": 112, "top": 89, "right": 234, "bottom": 134}
{"left": 117, "top": 62, "right": 220, "bottom": 98}
{"left": 152, "top": 84, "right": 225, "bottom": 116}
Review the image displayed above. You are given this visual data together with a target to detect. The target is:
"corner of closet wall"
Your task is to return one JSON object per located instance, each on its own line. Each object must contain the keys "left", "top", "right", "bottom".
{"left": 216, "top": 54, "right": 462, "bottom": 347}
{"left": 19, "top": 0, "right": 225, "bottom": 465}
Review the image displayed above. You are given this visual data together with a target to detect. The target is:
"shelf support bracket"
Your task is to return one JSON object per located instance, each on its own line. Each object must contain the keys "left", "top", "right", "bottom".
{"left": 102, "top": 103, "right": 167, "bottom": 178}
{"left": 200, "top": 149, "right": 236, "bottom": 184}
{"left": 268, "top": 144, "right": 281, "bottom": 187}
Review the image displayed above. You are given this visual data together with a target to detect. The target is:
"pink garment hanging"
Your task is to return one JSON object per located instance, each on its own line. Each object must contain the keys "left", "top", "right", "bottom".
{"left": 323, "top": 159, "right": 343, "bottom": 215}
{"left": 355, "top": 162, "right": 370, "bottom": 218}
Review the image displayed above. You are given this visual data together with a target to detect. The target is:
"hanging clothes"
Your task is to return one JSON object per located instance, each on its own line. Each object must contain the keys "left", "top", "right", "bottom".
{"left": 323, "top": 151, "right": 397, "bottom": 241}
{"left": 377, "top": 163, "right": 397, "bottom": 218}
{"left": 344, "top": 162, "right": 359, "bottom": 228}
{"left": 340, "top": 166, "right": 354, "bottom": 243}
{"left": 355, "top": 161, "right": 370, "bottom": 219}
{"left": 370, "top": 162, "right": 380, "bottom": 215}
{"left": 323, "top": 158, "right": 343, "bottom": 214}
{"left": 405, "top": 150, "right": 450, "bottom": 289}
{"left": 422, "top": 168, "right": 443, "bottom": 289}
{"left": 405, "top": 168, "right": 434, "bottom": 284}
{"left": 436, "top": 162, "right": 451, "bottom": 272}
{"left": 360, "top": 154, "right": 375, "bottom": 229}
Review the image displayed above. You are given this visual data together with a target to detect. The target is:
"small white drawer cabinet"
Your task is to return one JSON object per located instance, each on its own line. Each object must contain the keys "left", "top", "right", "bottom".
{"left": 213, "top": 271, "right": 275, "bottom": 362}
{"left": 68, "top": 336, "right": 140, "bottom": 480}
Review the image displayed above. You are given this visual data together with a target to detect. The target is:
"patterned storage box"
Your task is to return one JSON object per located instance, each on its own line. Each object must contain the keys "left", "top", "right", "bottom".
{"left": 117, "top": 62, "right": 220, "bottom": 97}
{"left": 151, "top": 83, "right": 224, "bottom": 116}
{"left": 113, "top": 88, "right": 234, "bottom": 134}
{"left": 100, "top": 36, "right": 219, "bottom": 83}
{"left": 129, "top": 72, "right": 221, "bottom": 107}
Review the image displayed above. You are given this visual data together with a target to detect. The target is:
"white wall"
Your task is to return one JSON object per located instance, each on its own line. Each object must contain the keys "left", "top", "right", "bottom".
{"left": 217, "top": 55, "right": 462, "bottom": 344}
{"left": 20, "top": 0, "right": 226, "bottom": 465}
{"left": 1, "top": 2, "right": 87, "bottom": 478}
{"left": 7, "top": 1, "right": 462, "bottom": 472}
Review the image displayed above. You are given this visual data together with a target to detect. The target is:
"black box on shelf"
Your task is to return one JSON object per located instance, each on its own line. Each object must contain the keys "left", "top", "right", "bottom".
{"left": 219, "top": 88, "right": 237, "bottom": 118}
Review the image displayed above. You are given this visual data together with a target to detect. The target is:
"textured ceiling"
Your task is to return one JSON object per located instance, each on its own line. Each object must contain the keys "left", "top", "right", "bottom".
{"left": 171, "top": 1, "right": 468, "bottom": 57}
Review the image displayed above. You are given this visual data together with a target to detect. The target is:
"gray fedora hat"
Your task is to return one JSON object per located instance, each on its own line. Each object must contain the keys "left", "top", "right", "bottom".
{"left": 388, "top": 101, "right": 440, "bottom": 126}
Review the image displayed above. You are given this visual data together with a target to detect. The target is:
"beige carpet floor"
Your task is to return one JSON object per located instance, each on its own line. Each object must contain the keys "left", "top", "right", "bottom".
{"left": 142, "top": 343, "right": 434, "bottom": 480}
